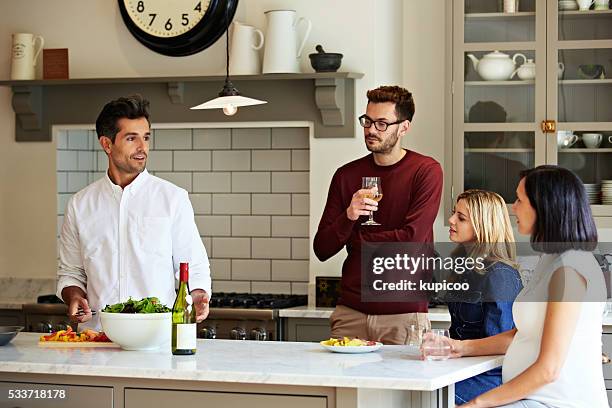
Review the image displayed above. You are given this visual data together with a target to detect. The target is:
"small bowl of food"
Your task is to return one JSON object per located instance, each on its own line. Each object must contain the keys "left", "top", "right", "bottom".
{"left": 100, "top": 297, "right": 171, "bottom": 351}
{"left": 0, "top": 326, "right": 23, "bottom": 346}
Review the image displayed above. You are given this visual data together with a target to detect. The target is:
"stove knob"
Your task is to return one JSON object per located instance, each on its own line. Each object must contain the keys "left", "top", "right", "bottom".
{"left": 200, "top": 326, "right": 217, "bottom": 339}
{"left": 54, "top": 321, "right": 70, "bottom": 332}
{"left": 37, "top": 321, "right": 53, "bottom": 333}
{"left": 250, "top": 327, "right": 268, "bottom": 341}
{"left": 230, "top": 327, "right": 247, "bottom": 340}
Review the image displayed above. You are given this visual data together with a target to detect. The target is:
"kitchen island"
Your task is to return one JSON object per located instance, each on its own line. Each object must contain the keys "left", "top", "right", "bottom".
{"left": 0, "top": 333, "right": 502, "bottom": 408}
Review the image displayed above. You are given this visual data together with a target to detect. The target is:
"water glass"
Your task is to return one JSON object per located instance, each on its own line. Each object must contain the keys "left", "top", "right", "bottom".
{"left": 422, "top": 329, "right": 451, "bottom": 361}
{"left": 406, "top": 324, "right": 425, "bottom": 347}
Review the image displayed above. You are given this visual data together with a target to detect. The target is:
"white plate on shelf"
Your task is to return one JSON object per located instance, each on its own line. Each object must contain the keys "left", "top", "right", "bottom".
{"left": 320, "top": 341, "right": 383, "bottom": 354}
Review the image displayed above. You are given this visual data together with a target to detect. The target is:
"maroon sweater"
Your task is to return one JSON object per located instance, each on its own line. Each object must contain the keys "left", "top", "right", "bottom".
{"left": 313, "top": 150, "right": 443, "bottom": 314}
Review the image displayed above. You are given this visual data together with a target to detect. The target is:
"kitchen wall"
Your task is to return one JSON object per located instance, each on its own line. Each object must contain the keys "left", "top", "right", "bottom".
{"left": 1, "top": 0, "right": 611, "bottom": 282}
{"left": 56, "top": 125, "right": 311, "bottom": 294}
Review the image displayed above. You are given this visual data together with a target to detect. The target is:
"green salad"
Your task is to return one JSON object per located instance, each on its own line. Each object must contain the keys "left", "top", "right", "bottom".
{"left": 102, "top": 297, "right": 171, "bottom": 313}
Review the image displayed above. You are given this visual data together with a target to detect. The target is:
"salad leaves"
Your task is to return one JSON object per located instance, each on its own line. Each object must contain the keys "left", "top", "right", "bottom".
{"left": 102, "top": 297, "right": 171, "bottom": 313}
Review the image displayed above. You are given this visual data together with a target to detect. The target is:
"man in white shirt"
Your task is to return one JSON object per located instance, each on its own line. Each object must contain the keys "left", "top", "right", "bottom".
{"left": 57, "top": 95, "right": 211, "bottom": 330}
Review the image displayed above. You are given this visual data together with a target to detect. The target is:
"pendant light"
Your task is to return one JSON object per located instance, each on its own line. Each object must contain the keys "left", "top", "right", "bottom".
{"left": 191, "top": 5, "right": 266, "bottom": 115}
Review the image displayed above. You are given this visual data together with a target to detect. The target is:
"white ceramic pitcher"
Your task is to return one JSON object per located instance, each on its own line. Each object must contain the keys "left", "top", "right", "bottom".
{"left": 229, "top": 21, "right": 264, "bottom": 75}
{"left": 10, "top": 33, "right": 44, "bottom": 80}
{"left": 262, "top": 10, "right": 312, "bottom": 74}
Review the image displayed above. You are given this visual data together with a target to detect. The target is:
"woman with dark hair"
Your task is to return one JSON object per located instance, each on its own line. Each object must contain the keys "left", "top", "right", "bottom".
{"left": 444, "top": 165, "right": 607, "bottom": 408}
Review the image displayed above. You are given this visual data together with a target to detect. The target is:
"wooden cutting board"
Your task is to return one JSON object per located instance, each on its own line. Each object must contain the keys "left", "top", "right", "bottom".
{"left": 38, "top": 341, "right": 120, "bottom": 348}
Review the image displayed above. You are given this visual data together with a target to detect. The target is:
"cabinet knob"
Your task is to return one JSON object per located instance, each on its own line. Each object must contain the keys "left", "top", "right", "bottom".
{"left": 541, "top": 120, "right": 556, "bottom": 133}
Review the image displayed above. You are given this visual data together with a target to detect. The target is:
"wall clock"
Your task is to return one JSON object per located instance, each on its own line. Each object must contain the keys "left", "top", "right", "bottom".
{"left": 118, "top": 0, "right": 238, "bottom": 56}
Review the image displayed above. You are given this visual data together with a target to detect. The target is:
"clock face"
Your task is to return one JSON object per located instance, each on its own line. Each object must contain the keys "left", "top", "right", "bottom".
{"left": 122, "top": 0, "right": 210, "bottom": 38}
{"left": 118, "top": 0, "right": 238, "bottom": 56}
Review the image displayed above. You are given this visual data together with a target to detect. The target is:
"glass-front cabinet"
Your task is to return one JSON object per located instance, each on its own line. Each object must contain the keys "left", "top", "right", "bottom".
{"left": 451, "top": 0, "right": 612, "bottom": 226}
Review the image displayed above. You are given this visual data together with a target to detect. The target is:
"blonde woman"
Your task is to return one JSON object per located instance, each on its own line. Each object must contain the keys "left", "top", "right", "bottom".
{"left": 444, "top": 190, "right": 523, "bottom": 405}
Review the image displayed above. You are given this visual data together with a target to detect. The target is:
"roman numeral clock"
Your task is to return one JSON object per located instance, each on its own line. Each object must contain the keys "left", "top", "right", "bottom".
{"left": 118, "top": 0, "right": 238, "bottom": 56}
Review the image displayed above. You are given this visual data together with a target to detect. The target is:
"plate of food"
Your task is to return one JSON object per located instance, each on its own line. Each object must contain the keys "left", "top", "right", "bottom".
{"left": 38, "top": 325, "right": 119, "bottom": 347}
{"left": 320, "top": 337, "right": 383, "bottom": 353}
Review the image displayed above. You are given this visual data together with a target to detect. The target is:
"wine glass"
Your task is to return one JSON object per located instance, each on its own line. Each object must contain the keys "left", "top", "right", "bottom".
{"left": 422, "top": 329, "right": 451, "bottom": 361}
{"left": 361, "top": 177, "right": 382, "bottom": 226}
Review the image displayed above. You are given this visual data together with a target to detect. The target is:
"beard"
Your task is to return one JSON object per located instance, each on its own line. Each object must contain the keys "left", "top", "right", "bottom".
{"left": 112, "top": 154, "right": 147, "bottom": 175}
{"left": 365, "top": 128, "right": 400, "bottom": 154}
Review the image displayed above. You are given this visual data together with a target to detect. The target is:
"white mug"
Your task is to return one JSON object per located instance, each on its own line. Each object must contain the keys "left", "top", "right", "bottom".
{"left": 229, "top": 22, "right": 264, "bottom": 75}
{"left": 594, "top": 0, "right": 609, "bottom": 9}
{"left": 582, "top": 133, "right": 603, "bottom": 148}
{"left": 557, "top": 131, "right": 578, "bottom": 148}
{"left": 10, "top": 33, "right": 44, "bottom": 80}
{"left": 558, "top": 62, "right": 565, "bottom": 79}
{"left": 577, "top": 0, "right": 595, "bottom": 10}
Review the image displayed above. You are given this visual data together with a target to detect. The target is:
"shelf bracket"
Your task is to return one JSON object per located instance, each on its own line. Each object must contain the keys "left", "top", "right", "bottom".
{"left": 167, "top": 81, "right": 184, "bottom": 104}
{"left": 314, "top": 78, "right": 345, "bottom": 126}
{"left": 12, "top": 85, "right": 47, "bottom": 142}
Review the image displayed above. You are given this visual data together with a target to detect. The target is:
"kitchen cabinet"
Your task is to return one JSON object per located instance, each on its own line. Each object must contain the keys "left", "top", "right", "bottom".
{"left": 0, "top": 309, "right": 24, "bottom": 327}
{"left": 0, "top": 382, "right": 113, "bottom": 408}
{"left": 450, "top": 0, "right": 612, "bottom": 226}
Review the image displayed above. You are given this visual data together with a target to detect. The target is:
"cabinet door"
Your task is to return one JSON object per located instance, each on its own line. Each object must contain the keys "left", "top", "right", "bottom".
{"left": 125, "top": 388, "right": 327, "bottom": 408}
{"left": 0, "top": 382, "right": 113, "bottom": 408}
{"left": 453, "top": 0, "right": 547, "bottom": 208}
{"left": 547, "top": 0, "right": 612, "bottom": 225}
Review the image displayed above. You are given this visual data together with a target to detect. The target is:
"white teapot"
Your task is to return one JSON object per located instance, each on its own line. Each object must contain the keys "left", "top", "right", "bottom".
{"left": 467, "top": 50, "right": 527, "bottom": 81}
{"left": 511, "top": 58, "right": 536, "bottom": 80}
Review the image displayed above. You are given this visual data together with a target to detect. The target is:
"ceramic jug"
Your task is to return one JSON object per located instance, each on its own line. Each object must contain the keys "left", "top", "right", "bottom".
{"left": 262, "top": 10, "right": 312, "bottom": 74}
{"left": 229, "top": 22, "right": 264, "bottom": 75}
{"left": 511, "top": 58, "right": 536, "bottom": 80}
{"left": 10, "top": 33, "right": 44, "bottom": 80}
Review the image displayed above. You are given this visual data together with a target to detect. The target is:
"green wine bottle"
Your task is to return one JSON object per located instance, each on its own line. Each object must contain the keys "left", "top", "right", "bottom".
{"left": 172, "top": 262, "right": 196, "bottom": 355}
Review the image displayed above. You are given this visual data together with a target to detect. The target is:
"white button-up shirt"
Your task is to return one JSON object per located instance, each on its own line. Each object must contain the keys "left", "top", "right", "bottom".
{"left": 57, "top": 169, "right": 211, "bottom": 330}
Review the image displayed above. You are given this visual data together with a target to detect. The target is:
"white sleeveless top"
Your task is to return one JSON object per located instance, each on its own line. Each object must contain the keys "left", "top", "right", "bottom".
{"left": 502, "top": 250, "right": 608, "bottom": 408}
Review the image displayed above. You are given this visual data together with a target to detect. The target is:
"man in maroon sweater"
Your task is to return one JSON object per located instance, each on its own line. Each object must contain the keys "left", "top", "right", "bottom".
{"left": 313, "top": 86, "right": 443, "bottom": 344}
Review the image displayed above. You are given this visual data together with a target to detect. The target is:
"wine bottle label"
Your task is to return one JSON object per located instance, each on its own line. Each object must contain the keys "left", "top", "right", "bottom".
{"left": 176, "top": 323, "right": 196, "bottom": 349}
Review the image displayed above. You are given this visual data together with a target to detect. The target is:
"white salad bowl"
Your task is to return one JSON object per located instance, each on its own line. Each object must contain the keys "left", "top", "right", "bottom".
{"left": 100, "top": 312, "right": 171, "bottom": 351}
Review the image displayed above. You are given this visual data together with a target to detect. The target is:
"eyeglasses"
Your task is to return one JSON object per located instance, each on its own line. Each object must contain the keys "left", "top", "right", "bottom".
{"left": 358, "top": 114, "right": 405, "bottom": 132}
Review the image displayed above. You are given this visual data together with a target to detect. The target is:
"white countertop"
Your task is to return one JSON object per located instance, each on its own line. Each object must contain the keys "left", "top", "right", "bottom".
{"left": 1, "top": 333, "right": 502, "bottom": 391}
{"left": 279, "top": 306, "right": 452, "bottom": 322}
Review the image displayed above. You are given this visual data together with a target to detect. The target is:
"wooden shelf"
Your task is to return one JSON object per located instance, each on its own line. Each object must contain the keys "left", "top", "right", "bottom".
{"left": 465, "top": 80, "right": 535, "bottom": 86}
{"left": 559, "top": 148, "right": 612, "bottom": 153}
{"left": 465, "top": 12, "right": 536, "bottom": 20}
{"left": 559, "top": 79, "right": 612, "bottom": 85}
{"left": 465, "top": 148, "right": 533, "bottom": 153}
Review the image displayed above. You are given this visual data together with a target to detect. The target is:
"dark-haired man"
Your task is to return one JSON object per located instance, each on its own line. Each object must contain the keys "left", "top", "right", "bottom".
{"left": 57, "top": 95, "right": 211, "bottom": 330}
{"left": 313, "top": 86, "right": 443, "bottom": 344}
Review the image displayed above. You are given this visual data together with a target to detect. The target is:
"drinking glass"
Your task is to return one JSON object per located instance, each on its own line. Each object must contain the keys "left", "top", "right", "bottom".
{"left": 407, "top": 324, "right": 425, "bottom": 348}
{"left": 361, "top": 177, "right": 382, "bottom": 226}
{"left": 422, "top": 329, "right": 451, "bottom": 361}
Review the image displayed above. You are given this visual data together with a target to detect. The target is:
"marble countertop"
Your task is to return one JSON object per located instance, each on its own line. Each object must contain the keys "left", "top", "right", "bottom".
{"left": 279, "top": 306, "right": 452, "bottom": 322}
{"left": 1, "top": 333, "right": 502, "bottom": 391}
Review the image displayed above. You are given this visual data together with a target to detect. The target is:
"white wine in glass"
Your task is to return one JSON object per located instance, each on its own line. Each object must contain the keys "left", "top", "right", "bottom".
{"left": 361, "top": 177, "right": 382, "bottom": 226}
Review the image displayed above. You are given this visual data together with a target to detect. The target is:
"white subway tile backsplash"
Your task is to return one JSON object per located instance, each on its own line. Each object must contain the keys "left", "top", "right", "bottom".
{"left": 57, "top": 215, "right": 64, "bottom": 237}
{"left": 57, "top": 194, "right": 73, "bottom": 215}
{"left": 213, "top": 237, "right": 251, "bottom": 258}
{"left": 193, "top": 128, "right": 231, "bottom": 149}
{"left": 232, "top": 128, "right": 271, "bottom": 149}
{"left": 291, "top": 150, "right": 309, "bottom": 171}
{"left": 291, "top": 194, "right": 309, "bottom": 215}
{"left": 56, "top": 130, "right": 68, "bottom": 149}
{"left": 272, "top": 216, "right": 309, "bottom": 237}
{"left": 272, "top": 260, "right": 309, "bottom": 282}
{"left": 68, "top": 130, "right": 90, "bottom": 150}
{"left": 231, "top": 216, "right": 270, "bottom": 237}
{"left": 173, "top": 151, "right": 211, "bottom": 171}
{"left": 154, "top": 129, "right": 192, "bottom": 150}
{"left": 57, "top": 173, "right": 68, "bottom": 193}
{"left": 209, "top": 259, "right": 231, "bottom": 280}
{"left": 252, "top": 238, "right": 291, "bottom": 259}
{"left": 271, "top": 127, "right": 309, "bottom": 149}
{"left": 252, "top": 150, "right": 291, "bottom": 171}
{"left": 251, "top": 281, "right": 290, "bottom": 294}
{"left": 212, "top": 194, "right": 251, "bottom": 215}
{"left": 231, "top": 172, "right": 270, "bottom": 193}
{"left": 155, "top": 172, "right": 192, "bottom": 191}
{"left": 213, "top": 280, "right": 251, "bottom": 293}
{"left": 272, "top": 172, "right": 309, "bottom": 193}
{"left": 212, "top": 150, "right": 251, "bottom": 171}
{"left": 202, "top": 237, "right": 212, "bottom": 252}
{"left": 77, "top": 151, "right": 94, "bottom": 171}
{"left": 146, "top": 151, "right": 173, "bottom": 171}
{"left": 189, "top": 193, "right": 212, "bottom": 215}
{"left": 67, "top": 172, "right": 89, "bottom": 193}
{"left": 232, "top": 259, "right": 270, "bottom": 281}
{"left": 291, "top": 238, "right": 309, "bottom": 260}
{"left": 57, "top": 151, "right": 78, "bottom": 171}
{"left": 252, "top": 194, "right": 291, "bottom": 215}
{"left": 193, "top": 172, "right": 231, "bottom": 193}
{"left": 291, "top": 282, "right": 308, "bottom": 295}
{"left": 195, "top": 216, "right": 231, "bottom": 236}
